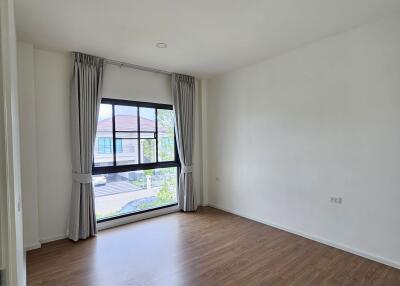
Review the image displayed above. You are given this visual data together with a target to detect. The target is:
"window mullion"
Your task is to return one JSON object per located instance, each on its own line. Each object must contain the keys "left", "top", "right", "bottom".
{"left": 155, "top": 108, "right": 158, "bottom": 163}
{"left": 112, "top": 104, "right": 116, "bottom": 166}
{"left": 137, "top": 105, "right": 141, "bottom": 164}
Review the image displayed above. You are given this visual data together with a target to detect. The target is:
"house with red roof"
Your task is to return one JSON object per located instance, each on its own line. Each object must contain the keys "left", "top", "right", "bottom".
{"left": 94, "top": 115, "right": 171, "bottom": 167}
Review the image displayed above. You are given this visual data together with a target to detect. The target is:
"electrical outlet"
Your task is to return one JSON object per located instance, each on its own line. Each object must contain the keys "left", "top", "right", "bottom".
{"left": 330, "top": 197, "right": 343, "bottom": 204}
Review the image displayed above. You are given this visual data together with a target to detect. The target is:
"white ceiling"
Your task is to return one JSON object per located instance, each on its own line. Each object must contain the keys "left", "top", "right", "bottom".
{"left": 15, "top": 0, "right": 400, "bottom": 78}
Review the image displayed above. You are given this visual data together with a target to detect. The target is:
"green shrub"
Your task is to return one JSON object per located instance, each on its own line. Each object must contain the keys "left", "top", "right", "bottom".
{"left": 157, "top": 183, "right": 173, "bottom": 203}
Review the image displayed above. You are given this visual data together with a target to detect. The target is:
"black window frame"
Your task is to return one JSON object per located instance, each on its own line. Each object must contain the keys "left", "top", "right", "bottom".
{"left": 93, "top": 98, "right": 180, "bottom": 222}
{"left": 93, "top": 98, "right": 180, "bottom": 175}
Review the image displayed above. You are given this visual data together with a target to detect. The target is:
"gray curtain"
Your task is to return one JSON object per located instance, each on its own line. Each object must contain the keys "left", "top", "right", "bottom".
{"left": 69, "top": 53, "right": 104, "bottom": 241}
{"left": 172, "top": 74, "right": 197, "bottom": 211}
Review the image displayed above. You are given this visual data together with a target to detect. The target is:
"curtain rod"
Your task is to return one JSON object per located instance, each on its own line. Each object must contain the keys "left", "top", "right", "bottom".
{"left": 104, "top": 58, "right": 172, "bottom": 76}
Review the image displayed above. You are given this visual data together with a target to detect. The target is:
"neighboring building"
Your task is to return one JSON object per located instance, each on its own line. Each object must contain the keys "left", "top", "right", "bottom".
{"left": 94, "top": 115, "right": 171, "bottom": 167}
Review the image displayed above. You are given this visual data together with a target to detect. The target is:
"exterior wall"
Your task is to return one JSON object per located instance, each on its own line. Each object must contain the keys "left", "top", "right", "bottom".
{"left": 94, "top": 133, "right": 138, "bottom": 166}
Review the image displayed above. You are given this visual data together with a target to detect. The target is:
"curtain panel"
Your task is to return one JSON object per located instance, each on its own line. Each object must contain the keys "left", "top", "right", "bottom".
{"left": 172, "top": 74, "right": 197, "bottom": 211}
{"left": 69, "top": 52, "right": 104, "bottom": 241}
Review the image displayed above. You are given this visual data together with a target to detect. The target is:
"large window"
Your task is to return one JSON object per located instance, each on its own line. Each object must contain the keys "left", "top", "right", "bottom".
{"left": 93, "top": 99, "right": 179, "bottom": 221}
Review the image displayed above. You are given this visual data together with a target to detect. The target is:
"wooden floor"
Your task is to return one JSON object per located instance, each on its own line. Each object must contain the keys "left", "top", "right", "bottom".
{"left": 27, "top": 207, "right": 400, "bottom": 286}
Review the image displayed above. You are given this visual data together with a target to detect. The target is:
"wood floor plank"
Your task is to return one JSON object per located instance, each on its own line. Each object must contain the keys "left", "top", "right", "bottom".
{"left": 27, "top": 207, "right": 400, "bottom": 286}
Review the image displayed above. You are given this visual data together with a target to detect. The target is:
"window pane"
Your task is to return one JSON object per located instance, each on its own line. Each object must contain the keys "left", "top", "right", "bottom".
{"left": 115, "top": 105, "right": 138, "bottom": 165}
{"left": 140, "top": 132, "right": 156, "bottom": 139}
{"left": 139, "top": 107, "right": 156, "bottom": 163}
{"left": 93, "top": 167, "right": 178, "bottom": 220}
{"left": 116, "top": 139, "right": 138, "bottom": 165}
{"left": 94, "top": 104, "right": 113, "bottom": 167}
{"left": 115, "top": 105, "right": 138, "bottom": 131}
{"left": 140, "top": 139, "right": 156, "bottom": 163}
{"left": 157, "top": 109, "right": 175, "bottom": 162}
{"left": 139, "top": 107, "right": 155, "bottom": 132}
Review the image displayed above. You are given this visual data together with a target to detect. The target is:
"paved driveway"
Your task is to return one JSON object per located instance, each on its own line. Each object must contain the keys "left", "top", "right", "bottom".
{"left": 94, "top": 181, "right": 142, "bottom": 197}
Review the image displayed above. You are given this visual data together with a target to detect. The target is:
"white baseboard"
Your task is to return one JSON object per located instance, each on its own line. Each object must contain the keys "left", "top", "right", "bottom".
{"left": 24, "top": 242, "right": 41, "bottom": 252}
{"left": 25, "top": 233, "right": 68, "bottom": 251}
{"left": 30, "top": 207, "right": 180, "bottom": 248}
{"left": 208, "top": 202, "right": 400, "bottom": 270}
{"left": 39, "top": 234, "right": 68, "bottom": 245}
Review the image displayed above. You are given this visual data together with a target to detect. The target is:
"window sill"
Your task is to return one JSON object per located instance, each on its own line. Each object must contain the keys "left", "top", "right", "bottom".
{"left": 97, "top": 203, "right": 179, "bottom": 231}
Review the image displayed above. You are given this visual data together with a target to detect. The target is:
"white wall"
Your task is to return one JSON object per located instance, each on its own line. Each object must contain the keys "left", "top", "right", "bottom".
{"left": 206, "top": 15, "right": 400, "bottom": 268}
{"left": 18, "top": 51, "right": 204, "bottom": 244}
{"left": 17, "top": 45, "right": 72, "bottom": 244}
{"left": 0, "top": 0, "right": 26, "bottom": 284}
{"left": 17, "top": 42, "right": 40, "bottom": 250}
{"left": 103, "top": 64, "right": 172, "bottom": 104}
{"left": 34, "top": 49, "right": 72, "bottom": 242}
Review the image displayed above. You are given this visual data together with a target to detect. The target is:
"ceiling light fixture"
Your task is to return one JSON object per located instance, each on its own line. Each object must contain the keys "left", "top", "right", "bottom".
{"left": 156, "top": 42, "right": 168, "bottom": 48}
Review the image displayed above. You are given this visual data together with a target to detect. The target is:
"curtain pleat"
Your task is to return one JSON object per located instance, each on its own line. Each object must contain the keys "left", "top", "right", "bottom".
{"left": 69, "top": 52, "right": 103, "bottom": 241}
{"left": 172, "top": 74, "right": 196, "bottom": 211}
